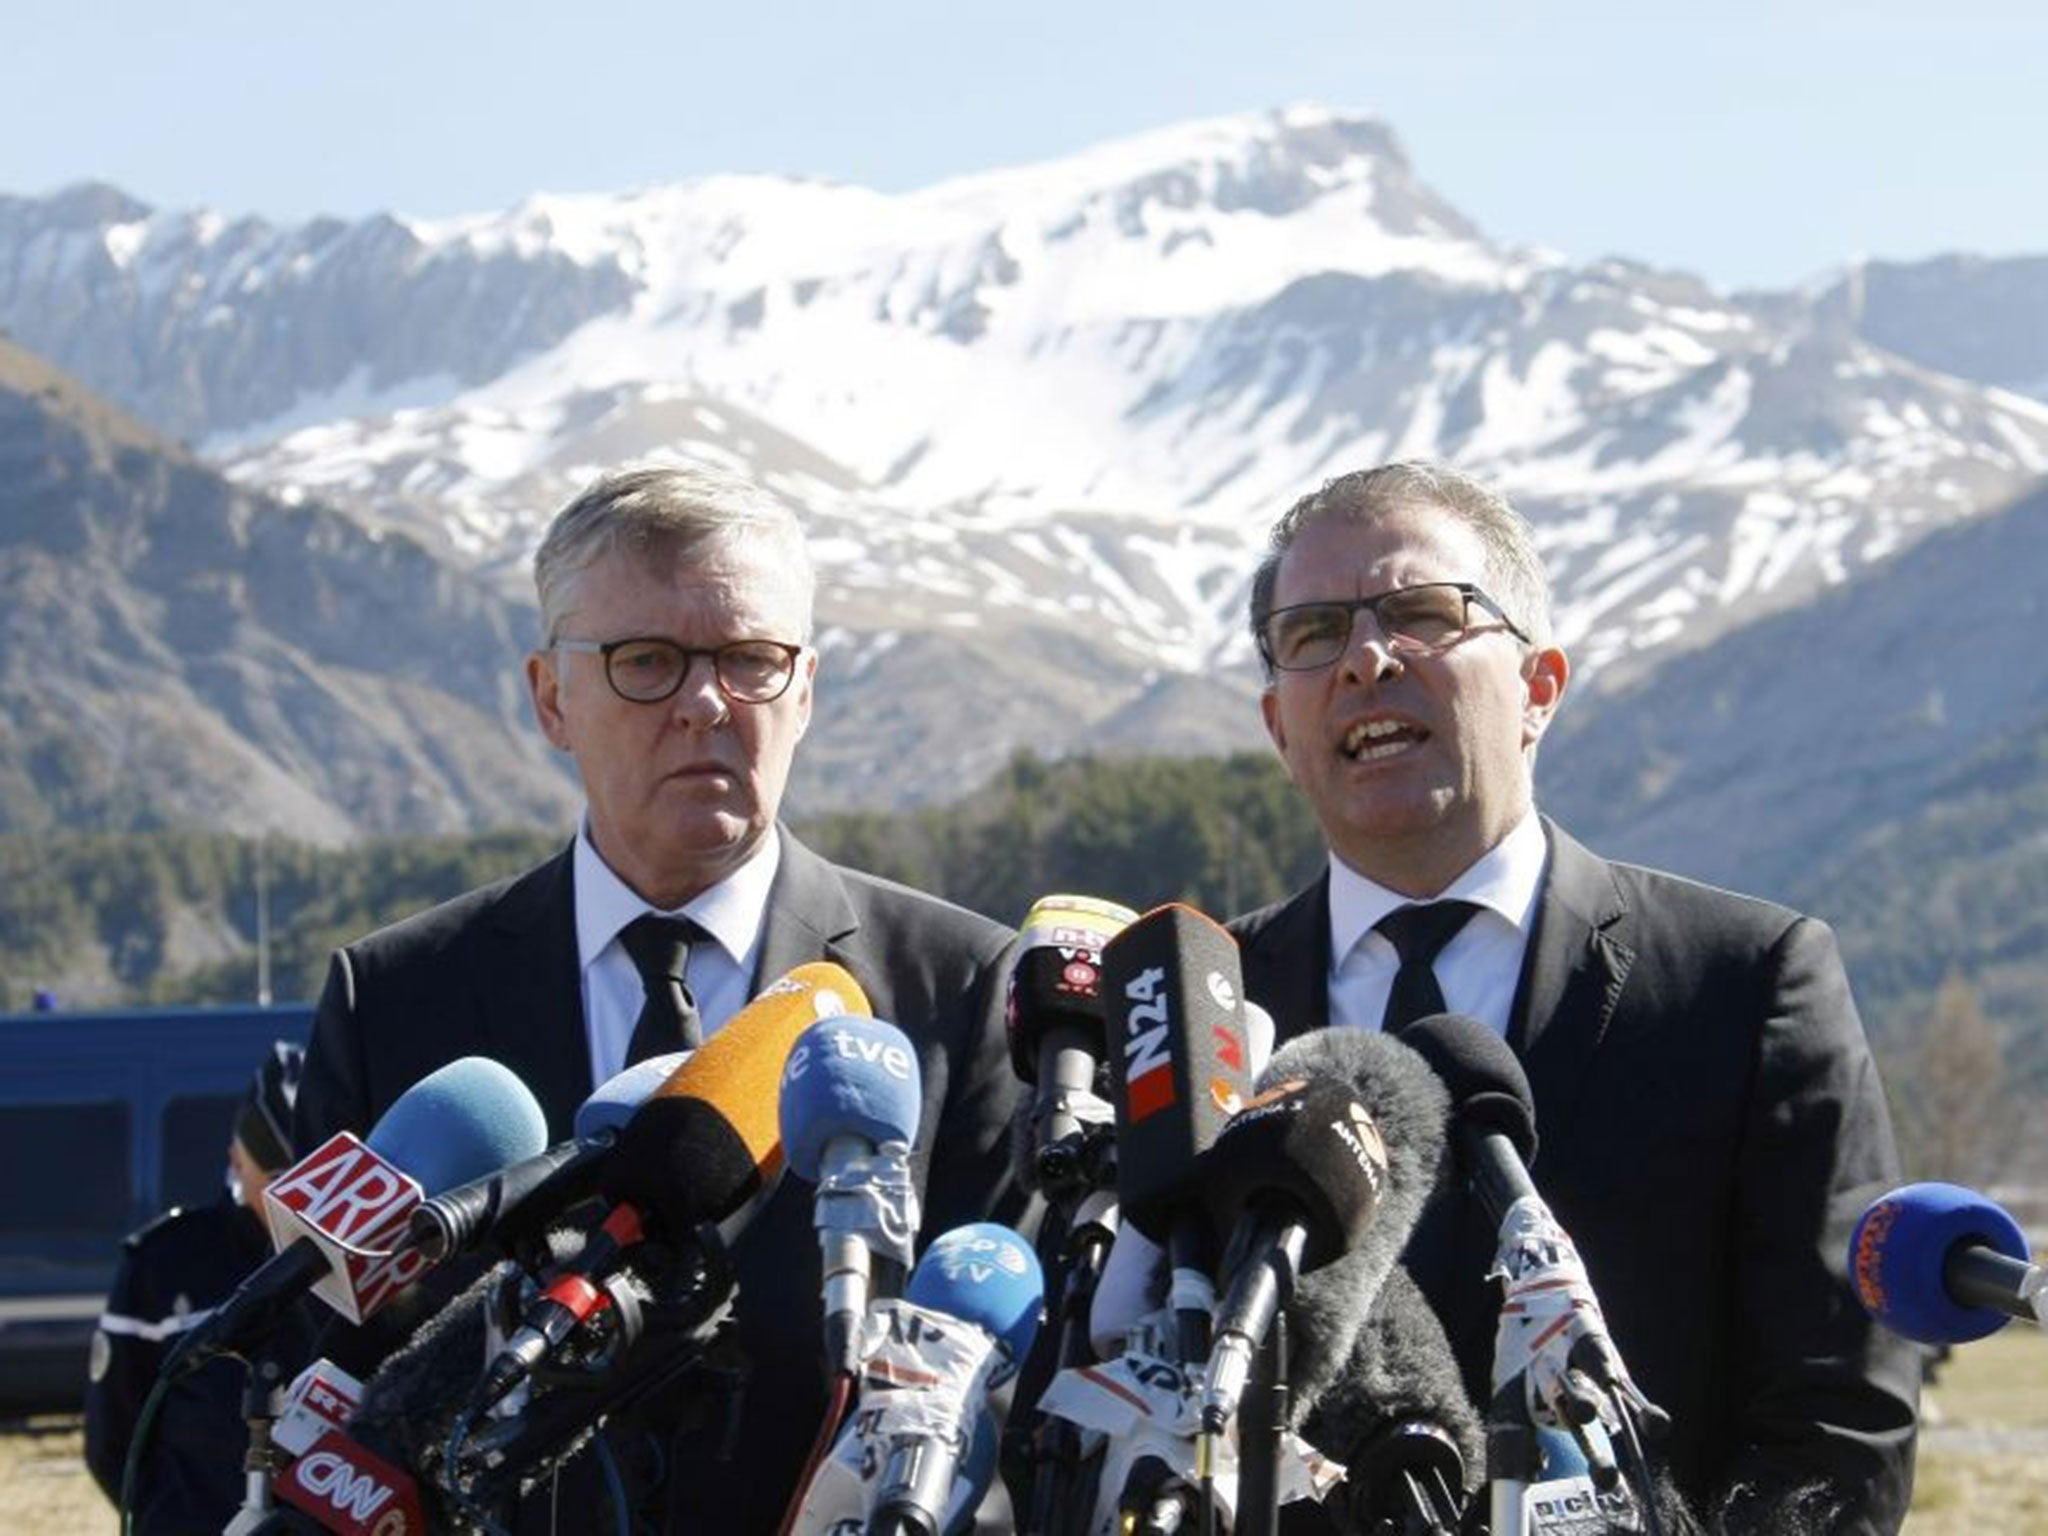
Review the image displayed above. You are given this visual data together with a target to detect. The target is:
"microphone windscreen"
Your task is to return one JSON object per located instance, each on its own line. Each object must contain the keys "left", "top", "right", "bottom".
{"left": 366, "top": 1056, "right": 550, "bottom": 1194}
{"left": 1849, "top": 1181, "right": 2031, "bottom": 1345}
{"left": 1252, "top": 1028, "right": 1455, "bottom": 1417}
{"left": 1006, "top": 893, "right": 1138, "bottom": 1080}
{"left": 604, "top": 962, "right": 870, "bottom": 1230}
{"left": 780, "top": 1016, "right": 922, "bottom": 1180}
{"left": 348, "top": 1257, "right": 499, "bottom": 1475}
{"left": 1300, "top": 1266, "right": 1483, "bottom": 1496}
{"left": 906, "top": 1222, "right": 1045, "bottom": 1380}
{"left": 1102, "top": 903, "right": 1255, "bottom": 1240}
{"left": 1196, "top": 1077, "right": 1384, "bottom": 1273}
{"left": 1260, "top": 1027, "right": 1451, "bottom": 1256}
{"left": 574, "top": 1052, "right": 687, "bottom": 1140}
{"left": 1395, "top": 1012, "right": 1538, "bottom": 1162}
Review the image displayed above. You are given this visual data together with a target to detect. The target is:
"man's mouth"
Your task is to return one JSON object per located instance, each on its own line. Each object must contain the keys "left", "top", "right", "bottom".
{"left": 1342, "top": 719, "right": 1422, "bottom": 762}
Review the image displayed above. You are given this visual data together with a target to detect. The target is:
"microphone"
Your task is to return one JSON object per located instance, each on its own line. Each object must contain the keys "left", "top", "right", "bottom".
{"left": 166, "top": 1057, "right": 549, "bottom": 1373}
{"left": 1397, "top": 1015, "right": 1666, "bottom": 1479}
{"left": 469, "top": 962, "right": 871, "bottom": 1412}
{"left": 1308, "top": 1270, "right": 1480, "bottom": 1535}
{"left": 404, "top": 1054, "right": 685, "bottom": 1263}
{"left": 780, "top": 1013, "right": 924, "bottom": 1376}
{"left": 1239, "top": 1026, "right": 1456, "bottom": 1427}
{"left": 1101, "top": 903, "right": 1256, "bottom": 1363}
{"left": 272, "top": 1427, "right": 428, "bottom": 1536}
{"left": 787, "top": 1223, "right": 1043, "bottom": 1536}
{"left": 1849, "top": 1181, "right": 2045, "bottom": 1344}
{"left": 1084, "top": 1000, "right": 1281, "bottom": 1361}
{"left": 1006, "top": 894, "right": 1139, "bottom": 1196}
{"left": 271, "top": 1358, "right": 366, "bottom": 1458}
{"left": 1193, "top": 1074, "right": 1389, "bottom": 1434}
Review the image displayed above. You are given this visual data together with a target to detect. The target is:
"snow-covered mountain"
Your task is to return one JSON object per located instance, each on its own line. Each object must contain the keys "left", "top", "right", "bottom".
{"left": 5, "top": 105, "right": 2047, "bottom": 813}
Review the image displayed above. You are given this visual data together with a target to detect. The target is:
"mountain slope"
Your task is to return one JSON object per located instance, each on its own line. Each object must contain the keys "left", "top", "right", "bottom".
{"left": 1539, "top": 475, "right": 2048, "bottom": 1058}
{"left": 0, "top": 333, "right": 580, "bottom": 839}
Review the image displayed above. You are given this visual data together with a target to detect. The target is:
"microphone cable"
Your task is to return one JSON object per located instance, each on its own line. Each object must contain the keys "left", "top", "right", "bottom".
{"left": 776, "top": 1367, "right": 858, "bottom": 1536}
{"left": 1609, "top": 1387, "right": 1668, "bottom": 1536}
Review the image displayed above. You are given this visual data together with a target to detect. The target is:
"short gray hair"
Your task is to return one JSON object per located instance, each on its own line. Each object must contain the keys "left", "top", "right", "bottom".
{"left": 1248, "top": 460, "right": 1552, "bottom": 667}
{"left": 533, "top": 464, "right": 816, "bottom": 643}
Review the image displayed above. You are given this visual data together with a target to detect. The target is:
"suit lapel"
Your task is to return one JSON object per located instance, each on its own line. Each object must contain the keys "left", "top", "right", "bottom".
{"left": 1237, "top": 873, "right": 1332, "bottom": 1046}
{"left": 483, "top": 844, "right": 591, "bottom": 1138}
{"left": 1508, "top": 818, "right": 1634, "bottom": 1146}
{"left": 754, "top": 829, "right": 860, "bottom": 991}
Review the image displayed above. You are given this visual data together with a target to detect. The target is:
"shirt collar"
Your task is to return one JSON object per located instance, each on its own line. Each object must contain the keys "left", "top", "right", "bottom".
{"left": 1327, "top": 811, "right": 1548, "bottom": 967}
{"left": 572, "top": 821, "right": 782, "bottom": 974}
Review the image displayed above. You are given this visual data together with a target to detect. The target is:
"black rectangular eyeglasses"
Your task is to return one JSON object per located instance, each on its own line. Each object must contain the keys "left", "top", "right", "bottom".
{"left": 1257, "top": 582, "right": 1529, "bottom": 672}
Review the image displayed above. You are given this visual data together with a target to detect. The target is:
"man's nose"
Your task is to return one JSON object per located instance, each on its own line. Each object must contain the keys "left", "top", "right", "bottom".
{"left": 1337, "top": 611, "right": 1402, "bottom": 682}
{"left": 666, "top": 654, "right": 729, "bottom": 726}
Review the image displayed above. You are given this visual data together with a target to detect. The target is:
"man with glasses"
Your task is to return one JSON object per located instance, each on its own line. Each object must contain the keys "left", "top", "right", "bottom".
{"left": 1231, "top": 461, "right": 1917, "bottom": 1531}
{"left": 294, "top": 464, "right": 1024, "bottom": 1532}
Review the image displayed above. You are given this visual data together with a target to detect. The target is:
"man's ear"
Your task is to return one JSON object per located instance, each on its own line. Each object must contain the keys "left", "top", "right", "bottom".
{"left": 1522, "top": 644, "right": 1570, "bottom": 747}
{"left": 791, "top": 646, "right": 819, "bottom": 741}
{"left": 527, "top": 651, "right": 573, "bottom": 752}
{"left": 1260, "top": 684, "right": 1287, "bottom": 759}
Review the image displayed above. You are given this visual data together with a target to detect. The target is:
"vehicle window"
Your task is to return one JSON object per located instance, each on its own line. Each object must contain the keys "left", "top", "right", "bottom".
{"left": 161, "top": 1094, "right": 239, "bottom": 1214}
{"left": 0, "top": 1103, "right": 131, "bottom": 1231}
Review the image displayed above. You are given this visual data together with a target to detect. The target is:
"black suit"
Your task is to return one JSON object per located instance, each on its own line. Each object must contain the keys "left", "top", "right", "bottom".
{"left": 296, "top": 829, "right": 1025, "bottom": 1533}
{"left": 1230, "top": 817, "right": 1918, "bottom": 1532}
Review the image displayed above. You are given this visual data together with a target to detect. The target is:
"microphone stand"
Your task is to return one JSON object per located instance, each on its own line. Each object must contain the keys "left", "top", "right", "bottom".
{"left": 1028, "top": 1197, "right": 1116, "bottom": 1535}
{"left": 221, "top": 1349, "right": 291, "bottom": 1536}
{"left": 1233, "top": 1313, "right": 1287, "bottom": 1536}
{"left": 1024, "top": 1120, "right": 1118, "bottom": 1536}
{"left": 1483, "top": 1374, "right": 1539, "bottom": 1536}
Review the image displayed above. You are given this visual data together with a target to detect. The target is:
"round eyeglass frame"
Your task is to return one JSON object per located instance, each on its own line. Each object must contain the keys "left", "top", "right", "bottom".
{"left": 549, "top": 636, "right": 805, "bottom": 704}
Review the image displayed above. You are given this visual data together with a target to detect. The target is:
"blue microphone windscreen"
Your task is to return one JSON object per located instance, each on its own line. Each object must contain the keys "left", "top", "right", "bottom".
{"left": 1849, "top": 1181, "right": 2030, "bottom": 1345}
{"left": 575, "top": 1053, "right": 686, "bottom": 1140}
{"left": 779, "top": 1016, "right": 922, "bottom": 1181}
{"left": 366, "top": 1056, "right": 549, "bottom": 1195}
{"left": 907, "top": 1222, "right": 1045, "bottom": 1378}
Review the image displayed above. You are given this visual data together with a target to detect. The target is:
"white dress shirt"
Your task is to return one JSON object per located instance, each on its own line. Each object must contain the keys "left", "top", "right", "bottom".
{"left": 1326, "top": 812, "right": 1549, "bottom": 1037}
{"left": 572, "top": 823, "right": 782, "bottom": 1087}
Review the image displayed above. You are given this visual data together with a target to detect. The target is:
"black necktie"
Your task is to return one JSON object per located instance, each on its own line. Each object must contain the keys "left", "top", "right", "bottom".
{"left": 618, "top": 914, "right": 706, "bottom": 1063}
{"left": 1375, "top": 901, "right": 1480, "bottom": 1034}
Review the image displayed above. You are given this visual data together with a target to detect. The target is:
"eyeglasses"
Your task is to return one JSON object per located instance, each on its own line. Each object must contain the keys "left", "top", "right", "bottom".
{"left": 1256, "top": 582, "right": 1529, "bottom": 672}
{"left": 550, "top": 636, "right": 804, "bottom": 704}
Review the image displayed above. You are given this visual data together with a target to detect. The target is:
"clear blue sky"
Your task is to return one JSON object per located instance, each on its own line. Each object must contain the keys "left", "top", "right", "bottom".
{"left": 8, "top": 1, "right": 2042, "bottom": 292}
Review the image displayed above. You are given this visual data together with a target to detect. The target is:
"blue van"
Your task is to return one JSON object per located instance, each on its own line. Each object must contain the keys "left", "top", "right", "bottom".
{"left": 0, "top": 1003, "right": 314, "bottom": 1412}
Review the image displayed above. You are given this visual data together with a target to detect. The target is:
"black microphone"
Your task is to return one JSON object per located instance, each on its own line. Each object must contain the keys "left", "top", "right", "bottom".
{"left": 404, "top": 1054, "right": 679, "bottom": 1262}
{"left": 1101, "top": 903, "right": 1257, "bottom": 1364}
{"left": 465, "top": 963, "right": 866, "bottom": 1415}
{"left": 1304, "top": 1268, "right": 1481, "bottom": 1535}
{"left": 1193, "top": 1076, "right": 1383, "bottom": 1434}
{"left": 1397, "top": 1014, "right": 1668, "bottom": 1490}
{"left": 1196, "top": 1026, "right": 1455, "bottom": 1436}
{"left": 1006, "top": 894, "right": 1137, "bottom": 1197}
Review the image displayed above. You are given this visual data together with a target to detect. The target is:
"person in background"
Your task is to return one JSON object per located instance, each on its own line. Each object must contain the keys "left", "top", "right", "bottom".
{"left": 85, "top": 1040, "right": 307, "bottom": 1532}
{"left": 1230, "top": 460, "right": 1918, "bottom": 1532}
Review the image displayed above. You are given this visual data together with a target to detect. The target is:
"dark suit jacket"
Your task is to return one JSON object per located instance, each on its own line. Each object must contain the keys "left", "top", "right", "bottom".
{"left": 1230, "top": 817, "right": 1919, "bottom": 1532}
{"left": 295, "top": 828, "right": 1025, "bottom": 1533}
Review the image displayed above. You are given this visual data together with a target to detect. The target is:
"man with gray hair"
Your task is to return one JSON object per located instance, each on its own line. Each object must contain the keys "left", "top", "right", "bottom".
{"left": 296, "top": 463, "right": 1025, "bottom": 1531}
{"left": 1230, "top": 461, "right": 1918, "bottom": 1531}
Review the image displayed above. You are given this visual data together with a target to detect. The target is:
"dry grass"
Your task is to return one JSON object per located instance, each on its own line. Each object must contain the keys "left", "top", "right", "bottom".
{"left": 3, "top": 1329, "right": 2043, "bottom": 1532}
{"left": 1905, "top": 1325, "right": 2048, "bottom": 1534}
